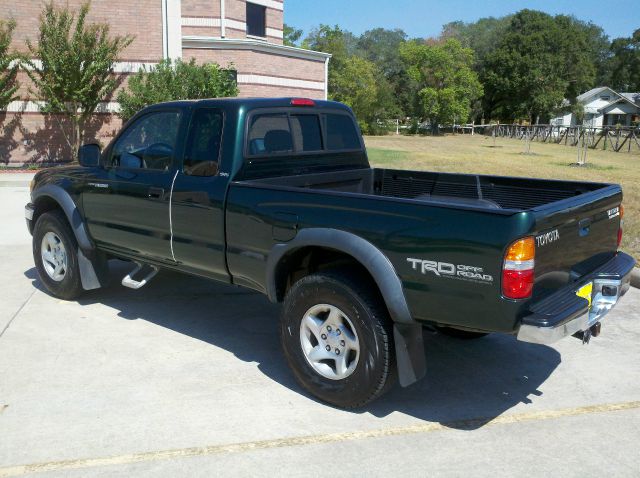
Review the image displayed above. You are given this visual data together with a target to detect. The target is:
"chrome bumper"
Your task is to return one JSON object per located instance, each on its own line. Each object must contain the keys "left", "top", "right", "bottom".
{"left": 517, "top": 253, "right": 635, "bottom": 345}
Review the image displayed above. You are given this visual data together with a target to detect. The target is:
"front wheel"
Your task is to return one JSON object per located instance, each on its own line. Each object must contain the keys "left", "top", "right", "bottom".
{"left": 281, "top": 270, "right": 396, "bottom": 408}
{"left": 32, "top": 210, "right": 84, "bottom": 300}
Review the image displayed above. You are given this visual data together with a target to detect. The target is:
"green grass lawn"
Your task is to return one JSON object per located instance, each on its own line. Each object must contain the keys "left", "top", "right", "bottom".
{"left": 365, "top": 134, "right": 640, "bottom": 261}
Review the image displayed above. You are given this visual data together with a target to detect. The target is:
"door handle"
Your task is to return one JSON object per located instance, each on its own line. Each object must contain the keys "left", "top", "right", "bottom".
{"left": 148, "top": 187, "right": 164, "bottom": 199}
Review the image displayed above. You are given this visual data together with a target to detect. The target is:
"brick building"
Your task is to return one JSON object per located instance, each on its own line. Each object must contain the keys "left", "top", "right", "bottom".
{"left": 0, "top": 0, "right": 330, "bottom": 165}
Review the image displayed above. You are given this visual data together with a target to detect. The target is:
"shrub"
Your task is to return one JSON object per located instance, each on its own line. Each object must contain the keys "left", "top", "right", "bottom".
{"left": 117, "top": 59, "right": 239, "bottom": 121}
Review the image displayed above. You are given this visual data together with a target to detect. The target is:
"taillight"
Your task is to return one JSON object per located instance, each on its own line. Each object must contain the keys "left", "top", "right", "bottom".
{"left": 617, "top": 204, "right": 624, "bottom": 248}
{"left": 290, "top": 98, "right": 315, "bottom": 106}
{"left": 502, "top": 237, "right": 535, "bottom": 299}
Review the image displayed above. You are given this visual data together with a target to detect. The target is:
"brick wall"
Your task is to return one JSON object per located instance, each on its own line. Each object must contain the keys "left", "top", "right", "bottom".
{"left": 2, "top": 0, "right": 164, "bottom": 61}
{"left": 183, "top": 48, "right": 325, "bottom": 81}
{"left": 0, "top": 112, "right": 122, "bottom": 165}
{"left": 0, "top": 0, "right": 327, "bottom": 166}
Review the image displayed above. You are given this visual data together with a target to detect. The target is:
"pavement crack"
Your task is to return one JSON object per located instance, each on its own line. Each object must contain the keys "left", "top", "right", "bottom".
{"left": 0, "top": 289, "right": 36, "bottom": 340}
{"left": 0, "top": 400, "right": 638, "bottom": 477}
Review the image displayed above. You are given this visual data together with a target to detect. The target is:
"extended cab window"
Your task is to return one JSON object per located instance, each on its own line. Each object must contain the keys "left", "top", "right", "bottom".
{"left": 184, "top": 109, "right": 223, "bottom": 177}
{"left": 109, "top": 111, "right": 181, "bottom": 171}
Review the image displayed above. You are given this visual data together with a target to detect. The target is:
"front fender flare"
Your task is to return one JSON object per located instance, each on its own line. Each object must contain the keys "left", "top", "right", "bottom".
{"left": 32, "top": 185, "right": 107, "bottom": 290}
{"left": 32, "top": 184, "right": 95, "bottom": 253}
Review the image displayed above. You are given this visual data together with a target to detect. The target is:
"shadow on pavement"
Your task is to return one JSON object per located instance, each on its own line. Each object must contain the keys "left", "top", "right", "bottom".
{"left": 25, "top": 261, "right": 561, "bottom": 430}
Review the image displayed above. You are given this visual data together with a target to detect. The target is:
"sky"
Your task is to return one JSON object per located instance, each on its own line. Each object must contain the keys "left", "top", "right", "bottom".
{"left": 285, "top": 0, "right": 639, "bottom": 41}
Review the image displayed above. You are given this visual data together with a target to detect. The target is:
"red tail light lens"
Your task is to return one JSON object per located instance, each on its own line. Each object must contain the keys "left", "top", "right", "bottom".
{"left": 502, "top": 269, "right": 535, "bottom": 299}
{"left": 617, "top": 227, "right": 623, "bottom": 248}
{"left": 502, "top": 237, "right": 535, "bottom": 299}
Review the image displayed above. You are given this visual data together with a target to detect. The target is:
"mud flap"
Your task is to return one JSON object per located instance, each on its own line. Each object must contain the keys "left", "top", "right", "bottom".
{"left": 77, "top": 248, "right": 109, "bottom": 290}
{"left": 394, "top": 323, "right": 427, "bottom": 387}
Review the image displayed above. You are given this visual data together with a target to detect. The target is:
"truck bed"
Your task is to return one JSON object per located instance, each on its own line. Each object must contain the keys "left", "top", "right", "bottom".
{"left": 249, "top": 167, "right": 612, "bottom": 212}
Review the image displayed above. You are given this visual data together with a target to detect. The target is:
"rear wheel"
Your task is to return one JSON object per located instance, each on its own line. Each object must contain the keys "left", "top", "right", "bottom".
{"left": 281, "top": 270, "right": 396, "bottom": 408}
{"left": 33, "top": 210, "right": 83, "bottom": 300}
{"left": 436, "top": 326, "right": 489, "bottom": 340}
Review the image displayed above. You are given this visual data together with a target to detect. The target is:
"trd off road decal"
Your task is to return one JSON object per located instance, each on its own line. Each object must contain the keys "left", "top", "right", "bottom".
{"left": 536, "top": 229, "right": 559, "bottom": 247}
{"left": 407, "top": 258, "right": 493, "bottom": 284}
{"left": 607, "top": 207, "right": 620, "bottom": 219}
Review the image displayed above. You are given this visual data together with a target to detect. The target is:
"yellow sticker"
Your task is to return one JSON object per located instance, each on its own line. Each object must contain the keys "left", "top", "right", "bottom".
{"left": 576, "top": 282, "right": 593, "bottom": 308}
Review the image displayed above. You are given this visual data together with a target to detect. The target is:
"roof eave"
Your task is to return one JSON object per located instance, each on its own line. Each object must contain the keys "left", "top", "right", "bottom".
{"left": 182, "top": 37, "right": 332, "bottom": 62}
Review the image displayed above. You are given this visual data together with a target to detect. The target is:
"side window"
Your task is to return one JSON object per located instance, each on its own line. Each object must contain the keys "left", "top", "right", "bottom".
{"left": 324, "top": 114, "right": 361, "bottom": 151}
{"left": 248, "top": 114, "right": 293, "bottom": 156}
{"left": 109, "top": 111, "right": 181, "bottom": 171}
{"left": 290, "top": 115, "right": 323, "bottom": 152}
{"left": 184, "top": 109, "right": 223, "bottom": 177}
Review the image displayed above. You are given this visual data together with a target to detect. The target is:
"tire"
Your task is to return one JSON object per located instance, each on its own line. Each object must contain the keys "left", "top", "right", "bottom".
{"left": 281, "top": 270, "right": 396, "bottom": 408}
{"left": 32, "top": 210, "right": 84, "bottom": 300}
{"left": 436, "top": 326, "right": 489, "bottom": 340}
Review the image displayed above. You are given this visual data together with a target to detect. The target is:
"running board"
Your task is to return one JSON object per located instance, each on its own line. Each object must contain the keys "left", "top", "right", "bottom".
{"left": 121, "top": 263, "right": 159, "bottom": 290}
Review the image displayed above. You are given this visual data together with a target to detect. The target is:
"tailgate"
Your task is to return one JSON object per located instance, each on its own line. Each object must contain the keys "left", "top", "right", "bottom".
{"left": 531, "top": 186, "right": 623, "bottom": 296}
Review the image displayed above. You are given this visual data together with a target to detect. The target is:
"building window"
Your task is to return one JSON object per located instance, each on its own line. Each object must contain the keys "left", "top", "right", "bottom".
{"left": 246, "top": 2, "right": 266, "bottom": 37}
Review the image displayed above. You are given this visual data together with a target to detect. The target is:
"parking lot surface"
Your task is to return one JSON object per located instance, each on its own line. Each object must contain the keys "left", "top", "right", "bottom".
{"left": 1, "top": 184, "right": 639, "bottom": 477}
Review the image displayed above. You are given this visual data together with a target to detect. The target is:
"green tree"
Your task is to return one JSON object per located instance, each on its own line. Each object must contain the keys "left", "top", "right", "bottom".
{"left": 0, "top": 19, "right": 19, "bottom": 110}
{"left": 356, "top": 28, "right": 414, "bottom": 117}
{"left": 25, "top": 2, "right": 133, "bottom": 154}
{"left": 482, "top": 10, "right": 608, "bottom": 122}
{"left": 400, "top": 38, "right": 483, "bottom": 131}
{"left": 304, "top": 25, "right": 398, "bottom": 133}
{"left": 601, "top": 29, "right": 640, "bottom": 91}
{"left": 283, "top": 24, "right": 303, "bottom": 47}
{"left": 117, "top": 59, "right": 238, "bottom": 121}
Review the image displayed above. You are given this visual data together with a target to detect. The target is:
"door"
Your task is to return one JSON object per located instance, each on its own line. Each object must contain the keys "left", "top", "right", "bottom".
{"left": 83, "top": 110, "right": 183, "bottom": 262}
{"left": 170, "top": 107, "right": 230, "bottom": 282}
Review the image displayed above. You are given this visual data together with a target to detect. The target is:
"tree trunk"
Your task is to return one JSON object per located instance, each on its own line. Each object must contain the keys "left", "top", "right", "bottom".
{"left": 72, "top": 116, "right": 82, "bottom": 162}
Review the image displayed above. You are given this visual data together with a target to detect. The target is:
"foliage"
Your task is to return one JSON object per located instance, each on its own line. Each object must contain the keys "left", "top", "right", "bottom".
{"left": 117, "top": 59, "right": 239, "bottom": 121}
{"left": 303, "top": 25, "right": 399, "bottom": 134}
{"left": 572, "top": 101, "right": 586, "bottom": 125}
{"left": 356, "top": 28, "right": 417, "bottom": 117}
{"left": 482, "top": 10, "right": 608, "bottom": 122}
{"left": 601, "top": 29, "right": 640, "bottom": 92}
{"left": 0, "top": 19, "right": 19, "bottom": 110}
{"left": 25, "top": 1, "right": 133, "bottom": 154}
{"left": 283, "top": 24, "right": 303, "bottom": 47}
{"left": 441, "top": 16, "right": 511, "bottom": 69}
{"left": 400, "top": 38, "right": 483, "bottom": 130}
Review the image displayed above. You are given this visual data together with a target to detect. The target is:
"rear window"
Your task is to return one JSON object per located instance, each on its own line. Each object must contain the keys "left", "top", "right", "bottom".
{"left": 324, "top": 114, "right": 361, "bottom": 150}
{"left": 248, "top": 114, "right": 292, "bottom": 155}
{"left": 246, "top": 110, "right": 360, "bottom": 157}
{"left": 291, "top": 115, "right": 323, "bottom": 152}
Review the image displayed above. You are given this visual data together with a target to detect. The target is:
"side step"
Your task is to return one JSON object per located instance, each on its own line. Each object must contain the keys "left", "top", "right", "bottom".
{"left": 121, "top": 263, "right": 159, "bottom": 290}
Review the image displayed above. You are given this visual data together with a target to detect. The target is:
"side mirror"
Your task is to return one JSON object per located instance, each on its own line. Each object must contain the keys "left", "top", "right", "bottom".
{"left": 78, "top": 143, "right": 101, "bottom": 167}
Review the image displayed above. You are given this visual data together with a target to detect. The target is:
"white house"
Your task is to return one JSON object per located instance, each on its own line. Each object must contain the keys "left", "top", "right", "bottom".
{"left": 551, "top": 87, "right": 640, "bottom": 127}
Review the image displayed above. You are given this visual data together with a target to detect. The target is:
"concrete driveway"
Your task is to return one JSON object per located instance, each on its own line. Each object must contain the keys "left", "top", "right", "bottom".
{"left": 1, "top": 183, "right": 639, "bottom": 477}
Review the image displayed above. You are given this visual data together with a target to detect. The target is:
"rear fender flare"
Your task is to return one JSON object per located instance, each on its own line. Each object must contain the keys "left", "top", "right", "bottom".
{"left": 267, "top": 228, "right": 413, "bottom": 324}
{"left": 266, "top": 228, "right": 425, "bottom": 387}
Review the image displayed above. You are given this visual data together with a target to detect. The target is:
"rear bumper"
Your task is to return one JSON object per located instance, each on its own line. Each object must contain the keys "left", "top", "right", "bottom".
{"left": 517, "top": 252, "right": 636, "bottom": 344}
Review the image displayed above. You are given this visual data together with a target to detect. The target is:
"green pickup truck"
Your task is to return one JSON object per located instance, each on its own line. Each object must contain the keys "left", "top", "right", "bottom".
{"left": 26, "top": 98, "right": 635, "bottom": 408}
